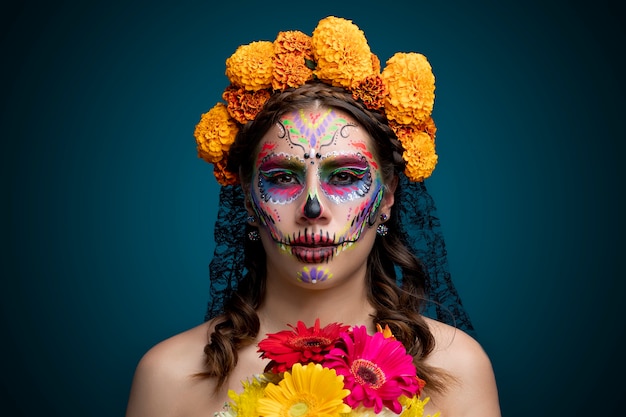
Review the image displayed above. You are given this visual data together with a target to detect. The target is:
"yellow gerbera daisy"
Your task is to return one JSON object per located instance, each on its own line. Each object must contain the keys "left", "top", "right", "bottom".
{"left": 256, "top": 362, "right": 351, "bottom": 417}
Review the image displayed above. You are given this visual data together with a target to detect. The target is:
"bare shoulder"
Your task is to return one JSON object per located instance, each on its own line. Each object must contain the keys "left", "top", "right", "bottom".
{"left": 138, "top": 321, "right": 212, "bottom": 371}
{"left": 125, "top": 321, "right": 216, "bottom": 417}
{"left": 424, "top": 317, "right": 491, "bottom": 375}
{"left": 423, "top": 317, "right": 501, "bottom": 417}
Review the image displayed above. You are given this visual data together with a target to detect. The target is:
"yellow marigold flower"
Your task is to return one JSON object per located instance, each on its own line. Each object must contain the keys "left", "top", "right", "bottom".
{"left": 351, "top": 74, "right": 388, "bottom": 110}
{"left": 222, "top": 86, "right": 271, "bottom": 124}
{"left": 382, "top": 52, "right": 435, "bottom": 125}
{"left": 257, "top": 362, "right": 351, "bottom": 417}
{"left": 227, "top": 376, "right": 268, "bottom": 417}
{"left": 194, "top": 103, "right": 238, "bottom": 164}
{"left": 225, "top": 41, "right": 274, "bottom": 91}
{"left": 399, "top": 131, "right": 438, "bottom": 182}
{"left": 213, "top": 157, "right": 238, "bottom": 186}
{"left": 311, "top": 16, "right": 375, "bottom": 88}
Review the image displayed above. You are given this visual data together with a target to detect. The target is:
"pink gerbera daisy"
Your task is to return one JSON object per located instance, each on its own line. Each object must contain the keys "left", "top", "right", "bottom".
{"left": 323, "top": 325, "right": 423, "bottom": 414}
{"left": 258, "top": 319, "right": 349, "bottom": 373}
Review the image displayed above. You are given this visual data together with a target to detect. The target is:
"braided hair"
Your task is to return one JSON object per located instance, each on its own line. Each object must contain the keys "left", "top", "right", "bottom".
{"left": 201, "top": 81, "right": 451, "bottom": 392}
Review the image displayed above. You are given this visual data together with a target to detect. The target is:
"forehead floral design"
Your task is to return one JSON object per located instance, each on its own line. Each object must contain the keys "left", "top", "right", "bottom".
{"left": 194, "top": 16, "right": 438, "bottom": 186}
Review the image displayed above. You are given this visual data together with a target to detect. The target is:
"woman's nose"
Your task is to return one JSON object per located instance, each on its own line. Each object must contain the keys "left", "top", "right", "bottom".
{"left": 298, "top": 169, "right": 329, "bottom": 222}
{"left": 303, "top": 194, "right": 322, "bottom": 218}
{"left": 298, "top": 193, "right": 331, "bottom": 224}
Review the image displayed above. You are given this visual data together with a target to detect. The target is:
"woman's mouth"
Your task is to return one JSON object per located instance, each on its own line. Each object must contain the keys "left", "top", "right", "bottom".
{"left": 291, "top": 246, "right": 336, "bottom": 264}
{"left": 281, "top": 229, "right": 341, "bottom": 263}
{"left": 290, "top": 245, "right": 336, "bottom": 263}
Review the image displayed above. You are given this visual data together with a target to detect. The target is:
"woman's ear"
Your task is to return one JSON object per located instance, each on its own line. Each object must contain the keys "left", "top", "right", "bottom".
{"left": 240, "top": 180, "right": 253, "bottom": 211}
{"left": 243, "top": 192, "right": 252, "bottom": 211}
{"left": 381, "top": 175, "right": 398, "bottom": 213}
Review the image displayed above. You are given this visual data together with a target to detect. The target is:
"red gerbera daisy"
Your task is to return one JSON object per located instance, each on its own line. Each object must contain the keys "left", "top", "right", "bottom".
{"left": 258, "top": 319, "right": 349, "bottom": 373}
{"left": 323, "top": 325, "right": 423, "bottom": 414}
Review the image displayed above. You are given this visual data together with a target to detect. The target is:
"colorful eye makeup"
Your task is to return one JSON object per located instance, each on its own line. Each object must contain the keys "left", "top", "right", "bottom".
{"left": 258, "top": 154, "right": 305, "bottom": 204}
{"left": 318, "top": 154, "right": 372, "bottom": 203}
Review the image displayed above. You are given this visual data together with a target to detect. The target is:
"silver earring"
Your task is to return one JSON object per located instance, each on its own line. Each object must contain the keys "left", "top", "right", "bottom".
{"left": 248, "top": 229, "right": 261, "bottom": 241}
{"left": 246, "top": 215, "right": 256, "bottom": 224}
{"left": 380, "top": 213, "right": 388, "bottom": 222}
{"left": 376, "top": 223, "right": 388, "bottom": 236}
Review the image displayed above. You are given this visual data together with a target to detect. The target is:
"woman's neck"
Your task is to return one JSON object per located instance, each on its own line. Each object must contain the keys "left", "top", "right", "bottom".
{"left": 256, "top": 272, "right": 377, "bottom": 336}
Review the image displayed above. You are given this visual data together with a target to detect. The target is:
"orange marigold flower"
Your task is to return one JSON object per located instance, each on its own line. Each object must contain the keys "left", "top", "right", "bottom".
{"left": 399, "top": 130, "right": 438, "bottom": 182}
{"left": 382, "top": 52, "right": 436, "bottom": 125}
{"left": 213, "top": 157, "right": 238, "bottom": 186}
{"left": 370, "top": 53, "right": 381, "bottom": 73}
{"left": 311, "top": 16, "right": 375, "bottom": 88}
{"left": 272, "top": 53, "right": 314, "bottom": 90}
{"left": 389, "top": 117, "right": 437, "bottom": 142}
{"left": 194, "top": 103, "right": 238, "bottom": 164}
{"left": 416, "top": 116, "right": 437, "bottom": 141}
{"left": 274, "top": 30, "right": 313, "bottom": 60}
{"left": 222, "top": 85, "right": 271, "bottom": 124}
{"left": 351, "top": 74, "right": 388, "bottom": 110}
{"left": 388, "top": 119, "right": 413, "bottom": 140}
{"left": 271, "top": 31, "right": 314, "bottom": 90}
{"left": 225, "top": 41, "right": 274, "bottom": 91}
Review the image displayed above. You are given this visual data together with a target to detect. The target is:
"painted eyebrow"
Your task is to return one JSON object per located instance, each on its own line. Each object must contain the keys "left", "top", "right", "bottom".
{"left": 259, "top": 154, "right": 306, "bottom": 172}
{"left": 319, "top": 154, "right": 369, "bottom": 170}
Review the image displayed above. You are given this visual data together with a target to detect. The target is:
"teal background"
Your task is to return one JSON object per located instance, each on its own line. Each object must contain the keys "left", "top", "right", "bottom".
{"left": 3, "top": 0, "right": 623, "bottom": 416}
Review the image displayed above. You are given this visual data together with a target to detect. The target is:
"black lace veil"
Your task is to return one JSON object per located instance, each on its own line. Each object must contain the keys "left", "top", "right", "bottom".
{"left": 203, "top": 173, "right": 475, "bottom": 336}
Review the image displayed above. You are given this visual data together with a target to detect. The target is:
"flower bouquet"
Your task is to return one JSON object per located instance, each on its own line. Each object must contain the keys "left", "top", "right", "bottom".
{"left": 217, "top": 319, "right": 439, "bottom": 417}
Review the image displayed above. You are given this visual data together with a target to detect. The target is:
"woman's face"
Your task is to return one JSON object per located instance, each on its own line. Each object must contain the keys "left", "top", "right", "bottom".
{"left": 248, "top": 105, "right": 393, "bottom": 286}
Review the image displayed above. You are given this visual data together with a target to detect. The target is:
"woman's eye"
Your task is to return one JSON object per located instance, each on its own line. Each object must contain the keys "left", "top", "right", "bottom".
{"left": 328, "top": 170, "right": 359, "bottom": 185}
{"left": 267, "top": 172, "right": 299, "bottom": 185}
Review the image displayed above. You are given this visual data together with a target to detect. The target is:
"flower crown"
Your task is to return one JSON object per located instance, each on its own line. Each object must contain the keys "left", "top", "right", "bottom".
{"left": 194, "top": 16, "right": 438, "bottom": 186}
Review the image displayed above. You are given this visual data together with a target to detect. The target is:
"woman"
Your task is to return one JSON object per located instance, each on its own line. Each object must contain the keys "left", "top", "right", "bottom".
{"left": 126, "top": 17, "right": 500, "bottom": 417}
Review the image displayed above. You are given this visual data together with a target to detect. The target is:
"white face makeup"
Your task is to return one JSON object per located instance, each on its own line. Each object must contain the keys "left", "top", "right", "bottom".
{"left": 249, "top": 106, "right": 387, "bottom": 285}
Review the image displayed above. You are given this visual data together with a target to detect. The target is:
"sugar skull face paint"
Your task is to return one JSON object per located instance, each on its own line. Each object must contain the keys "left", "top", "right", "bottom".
{"left": 249, "top": 106, "right": 387, "bottom": 284}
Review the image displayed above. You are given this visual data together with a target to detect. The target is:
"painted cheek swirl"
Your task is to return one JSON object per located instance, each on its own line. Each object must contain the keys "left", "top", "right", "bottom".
{"left": 329, "top": 180, "right": 384, "bottom": 258}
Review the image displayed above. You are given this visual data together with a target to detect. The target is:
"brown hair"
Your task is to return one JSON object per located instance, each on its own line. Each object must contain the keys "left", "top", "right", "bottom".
{"left": 201, "top": 81, "right": 451, "bottom": 392}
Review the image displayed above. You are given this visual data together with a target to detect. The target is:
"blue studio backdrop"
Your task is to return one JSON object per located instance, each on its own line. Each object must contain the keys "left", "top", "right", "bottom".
{"left": 3, "top": 1, "right": 624, "bottom": 416}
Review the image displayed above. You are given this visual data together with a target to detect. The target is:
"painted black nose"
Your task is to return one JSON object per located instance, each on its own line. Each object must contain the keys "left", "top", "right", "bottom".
{"left": 303, "top": 195, "right": 322, "bottom": 218}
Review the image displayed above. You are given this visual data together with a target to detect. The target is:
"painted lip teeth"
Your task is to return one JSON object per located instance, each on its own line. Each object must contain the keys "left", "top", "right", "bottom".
{"left": 291, "top": 246, "right": 335, "bottom": 263}
{"left": 290, "top": 237, "right": 333, "bottom": 245}
{"left": 287, "top": 229, "right": 336, "bottom": 246}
